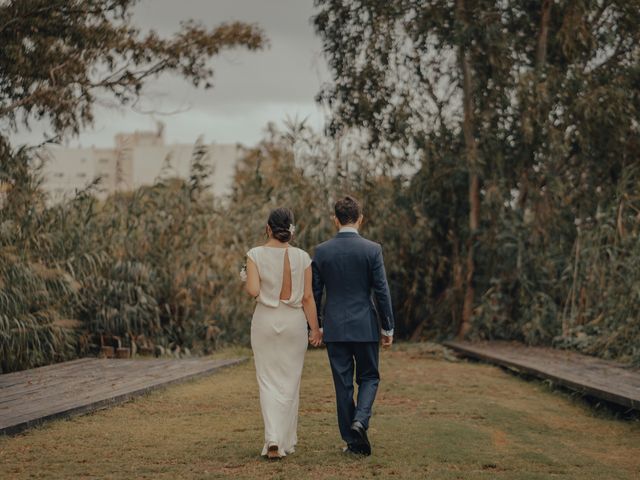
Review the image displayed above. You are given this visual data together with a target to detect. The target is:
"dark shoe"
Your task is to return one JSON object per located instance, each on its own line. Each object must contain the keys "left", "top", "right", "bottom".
{"left": 342, "top": 444, "right": 365, "bottom": 456}
{"left": 350, "top": 421, "right": 371, "bottom": 456}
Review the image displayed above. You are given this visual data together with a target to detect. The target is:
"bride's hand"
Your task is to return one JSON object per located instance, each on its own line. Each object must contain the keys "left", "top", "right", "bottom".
{"left": 309, "top": 328, "right": 323, "bottom": 347}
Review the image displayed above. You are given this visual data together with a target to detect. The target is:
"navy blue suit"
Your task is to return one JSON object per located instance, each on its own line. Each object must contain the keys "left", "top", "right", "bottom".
{"left": 312, "top": 231, "right": 394, "bottom": 443}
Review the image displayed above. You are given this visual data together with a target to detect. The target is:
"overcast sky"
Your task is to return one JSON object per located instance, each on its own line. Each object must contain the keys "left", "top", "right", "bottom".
{"left": 13, "top": 0, "right": 330, "bottom": 148}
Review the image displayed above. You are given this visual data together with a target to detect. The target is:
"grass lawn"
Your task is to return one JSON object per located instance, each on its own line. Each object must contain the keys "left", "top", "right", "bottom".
{"left": 1, "top": 343, "right": 639, "bottom": 479}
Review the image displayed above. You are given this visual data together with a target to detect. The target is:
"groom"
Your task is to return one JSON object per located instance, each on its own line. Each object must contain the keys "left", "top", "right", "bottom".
{"left": 312, "top": 195, "right": 394, "bottom": 456}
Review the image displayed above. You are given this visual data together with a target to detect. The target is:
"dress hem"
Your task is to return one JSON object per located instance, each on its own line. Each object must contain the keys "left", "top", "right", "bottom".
{"left": 261, "top": 443, "right": 296, "bottom": 457}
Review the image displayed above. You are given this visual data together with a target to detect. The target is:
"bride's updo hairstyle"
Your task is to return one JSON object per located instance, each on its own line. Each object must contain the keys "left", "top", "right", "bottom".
{"left": 267, "top": 207, "right": 295, "bottom": 243}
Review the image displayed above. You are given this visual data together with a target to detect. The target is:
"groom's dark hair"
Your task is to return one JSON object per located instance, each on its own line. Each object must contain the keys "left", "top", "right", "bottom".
{"left": 334, "top": 196, "right": 361, "bottom": 225}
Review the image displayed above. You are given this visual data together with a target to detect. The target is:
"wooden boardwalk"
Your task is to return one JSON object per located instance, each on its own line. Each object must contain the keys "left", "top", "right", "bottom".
{"left": 0, "top": 356, "right": 246, "bottom": 435}
{"left": 443, "top": 340, "right": 640, "bottom": 410}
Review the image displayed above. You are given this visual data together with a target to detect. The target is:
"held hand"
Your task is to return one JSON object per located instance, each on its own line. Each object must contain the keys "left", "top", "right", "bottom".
{"left": 381, "top": 334, "right": 393, "bottom": 349}
{"left": 309, "top": 328, "right": 323, "bottom": 347}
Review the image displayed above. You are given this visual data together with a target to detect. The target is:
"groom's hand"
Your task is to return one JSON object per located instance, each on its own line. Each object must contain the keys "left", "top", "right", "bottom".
{"left": 381, "top": 334, "right": 393, "bottom": 349}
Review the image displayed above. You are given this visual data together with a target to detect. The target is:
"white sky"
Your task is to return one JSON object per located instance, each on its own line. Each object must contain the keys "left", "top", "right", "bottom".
{"left": 12, "top": 0, "right": 330, "bottom": 149}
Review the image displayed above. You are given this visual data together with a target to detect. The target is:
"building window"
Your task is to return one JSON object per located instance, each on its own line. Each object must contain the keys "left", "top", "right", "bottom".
{"left": 77, "top": 172, "right": 87, "bottom": 178}
{"left": 99, "top": 158, "right": 109, "bottom": 164}
{"left": 53, "top": 172, "right": 64, "bottom": 178}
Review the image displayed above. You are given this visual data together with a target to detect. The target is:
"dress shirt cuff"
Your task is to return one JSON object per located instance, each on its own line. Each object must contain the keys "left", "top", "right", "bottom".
{"left": 381, "top": 329, "right": 394, "bottom": 337}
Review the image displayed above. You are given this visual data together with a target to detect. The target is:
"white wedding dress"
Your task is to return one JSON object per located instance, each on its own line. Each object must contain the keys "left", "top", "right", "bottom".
{"left": 247, "top": 245, "right": 311, "bottom": 456}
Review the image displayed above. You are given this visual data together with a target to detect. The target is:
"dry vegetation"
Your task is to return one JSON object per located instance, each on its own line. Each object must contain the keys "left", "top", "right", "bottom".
{"left": 1, "top": 344, "right": 638, "bottom": 480}
{"left": 3, "top": 122, "right": 640, "bottom": 375}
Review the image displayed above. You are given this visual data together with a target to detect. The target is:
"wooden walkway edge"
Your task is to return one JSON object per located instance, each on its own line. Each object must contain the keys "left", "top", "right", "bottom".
{"left": 443, "top": 340, "right": 640, "bottom": 410}
{"left": 0, "top": 356, "right": 247, "bottom": 436}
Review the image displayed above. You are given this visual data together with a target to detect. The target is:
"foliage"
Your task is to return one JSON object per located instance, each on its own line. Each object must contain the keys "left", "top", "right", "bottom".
{"left": 0, "top": 0, "right": 266, "bottom": 137}
{"left": 0, "top": 122, "right": 417, "bottom": 371}
{"left": 1, "top": 0, "right": 639, "bottom": 372}
{"left": 0, "top": 137, "right": 86, "bottom": 371}
{"left": 2, "top": 113, "right": 640, "bottom": 372}
{"left": 0, "top": 0, "right": 266, "bottom": 371}
{"left": 313, "top": 0, "right": 640, "bottom": 362}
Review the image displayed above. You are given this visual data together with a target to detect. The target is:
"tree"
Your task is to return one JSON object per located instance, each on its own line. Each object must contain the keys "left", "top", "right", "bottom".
{"left": 313, "top": 0, "right": 640, "bottom": 340}
{"left": 0, "top": 0, "right": 267, "bottom": 372}
{"left": 313, "top": 0, "right": 514, "bottom": 336}
{"left": 0, "top": 0, "right": 266, "bottom": 140}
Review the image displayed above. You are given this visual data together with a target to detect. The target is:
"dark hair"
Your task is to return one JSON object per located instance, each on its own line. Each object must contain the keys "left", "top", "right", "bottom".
{"left": 267, "top": 207, "right": 295, "bottom": 243}
{"left": 334, "top": 195, "right": 361, "bottom": 225}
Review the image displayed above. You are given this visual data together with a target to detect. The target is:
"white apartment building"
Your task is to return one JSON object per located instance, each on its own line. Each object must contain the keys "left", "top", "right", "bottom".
{"left": 37, "top": 127, "right": 243, "bottom": 203}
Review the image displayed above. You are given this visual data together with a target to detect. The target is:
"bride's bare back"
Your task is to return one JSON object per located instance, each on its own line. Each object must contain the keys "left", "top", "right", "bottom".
{"left": 279, "top": 249, "right": 292, "bottom": 300}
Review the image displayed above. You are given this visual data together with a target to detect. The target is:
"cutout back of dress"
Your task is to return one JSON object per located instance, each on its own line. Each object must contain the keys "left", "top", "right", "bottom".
{"left": 279, "top": 249, "right": 292, "bottom": 301}
{"left": 246, "top": 246, "right": 312, "bottom": 308}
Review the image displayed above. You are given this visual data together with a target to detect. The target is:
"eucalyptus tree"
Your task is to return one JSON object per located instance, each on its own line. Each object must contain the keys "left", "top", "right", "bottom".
{"left": 313, "top": 0, "right": 520, "bottom": 336}
{"left": 313, "top": 0, "right": 640, "bottom": 340}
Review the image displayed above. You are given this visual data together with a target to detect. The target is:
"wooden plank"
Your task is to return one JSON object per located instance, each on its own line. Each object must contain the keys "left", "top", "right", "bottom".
{"left": 0, "top": 362, "right": 165, "bottom": 403}
{"left": 0, "top": 358, "right": 197, "bottom": 400}
{"left": 1, "top": 358, "right": 244, "bottom": 433}
{"left": 1, "top": 359, "right": 239, "bottom": 417}
{"left": 445, "top": 342, "right": 640, "bottom": 402}
{"left": 0, "top": 357, "right": 246, "bottom": 436}
{"left": 3, "top": 359, "right": 237, "bottom": 418}
{"left": 0, "top": 358, "right": 96, "bottom": 388}
{"left": 443, "top": 340, "right": 640, "bottom": 410}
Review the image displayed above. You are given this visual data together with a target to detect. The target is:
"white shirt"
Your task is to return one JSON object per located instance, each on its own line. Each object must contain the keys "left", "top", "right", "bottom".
{"left": 338, "top": 226, "right": 394, "bottom": 337}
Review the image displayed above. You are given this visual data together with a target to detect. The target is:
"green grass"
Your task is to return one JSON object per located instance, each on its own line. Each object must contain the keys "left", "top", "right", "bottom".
{"left": 1, "top": 343, "right": 639, "bottom": 479}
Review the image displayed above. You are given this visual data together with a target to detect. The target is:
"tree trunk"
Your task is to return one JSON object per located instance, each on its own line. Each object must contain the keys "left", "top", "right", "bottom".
{"left": 518, "top": 0, "right": 552, "bottom": 212}
{"left": 455, "top": 0, "right": 480, "bottom": 338}
{"left": 536, "top": 0, "right": 552, "bottom": 69}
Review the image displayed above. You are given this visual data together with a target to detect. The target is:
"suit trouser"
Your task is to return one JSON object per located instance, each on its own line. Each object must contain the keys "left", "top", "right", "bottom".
{"left": 325, "top": 341, "right": 380, "bottom": 444}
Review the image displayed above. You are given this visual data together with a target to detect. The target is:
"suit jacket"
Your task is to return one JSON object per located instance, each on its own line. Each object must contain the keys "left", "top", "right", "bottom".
{"left": 312, "top": 231, "right": 394, "bottom": 342}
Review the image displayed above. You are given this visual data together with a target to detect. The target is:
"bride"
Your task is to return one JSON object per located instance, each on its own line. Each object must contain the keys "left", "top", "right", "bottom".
{"left": 244, "top": 207, "right": 323, "bottom": 459}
